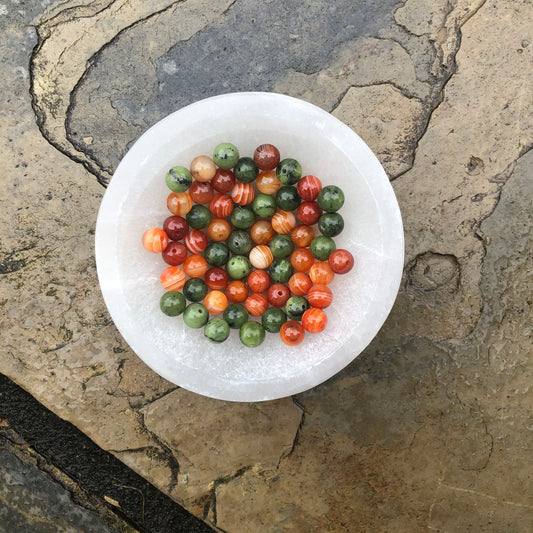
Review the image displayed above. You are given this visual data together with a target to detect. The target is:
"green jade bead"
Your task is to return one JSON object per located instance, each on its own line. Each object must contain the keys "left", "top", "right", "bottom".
{"left": 160, "top": 291, "right": 186, "bottom": 316}
{"left": 183, "top": 278, "right": 208, "bottom": 302}
{"left": 226, "top": 255, "right": 252, "bottom": 280}
{"left": 239, "top": 321, "right": 266, "bottom": 347}
{"left": 269, "top": 258, "right": 294, "bottom": 283}
{"left": 261, "top": 307, "right": 287, "bottom": 333}
{"left": 223, "top": 303, "right": 249, "bottom": 329}
{"left": 318, "top": 212, "right": 344, "bottom": 237}
{"left": 165, "top": 166, "right": 193, "bottom": 192}
{"left": 230, "top": 206, "right": 256, "bottom": 229}
{"left": 310, "top": 235, "right": 336, "bottom": 260}
{"left": 213, "top": 142, "right": 239, "bottom": 169}
{"left": 269, "top": 234, "right": 294, "bottom": 259}
{"left": 276, "top": 186, "right": 301, "bottom": 211}
{"left": 252, "top": 193, "right": 277, "bottom": 218}
{"left": 234, "top": 157, "right": 259, "bottom": 183}
{"left": 186, "top": 204, "right": 211, "bottom": 229}
{"left": 227, "top": 230, "right": 253, "bottom": 255}
{"left": 204, "top": 242, "right": 230, "bottom": 266}
{"left": 183, "top": 303, "right": 209, "bottom": 328}
{"left": 276, "top": 158, "right": 302, "bottom": 185}
{"left": 317, "top": 185, "right": 345, "bottom": 213}
{"left": 285, "top": 296, "right": 309, "bottom": 321}
{"left": 204, "top": 318, "right": 230, "bottom": 343}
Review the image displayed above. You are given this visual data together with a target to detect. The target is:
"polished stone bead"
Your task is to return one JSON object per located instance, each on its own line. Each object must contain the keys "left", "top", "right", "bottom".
{"left": 162, "top": 241, "right": 188, "bottom": 266}
{"left": 261, "top": 307, "right": 287, "bottom": 333}
{"left": 279, "top": 320, "right": 305, "bottom": 346}
{"left": 317, "top": 185, "right": 345, "bottom": 212}
{"left": 307, "top": 284, "right": 333, "bottom": 308}
{"left": 318, "top": 212, "right": 344, "bottom": 237}
{"left": 204, "top": 242, "right": 230, "bottom": 267}
{"left": 204, "top": 267, "right": 229, "bottom": 291}
{"left": 167, "top": 192, "right": 192, "bottom": 216}
{"left": 234, "top": 157, "right": 259, "bottom": 183}
{"left": 160, "top": 266, "right": 186, "bottom": 291}
{"left": 165, "top": 166, "right": 192, "bottom": 192}
{"left": 188, "top": 181, "right": 214, "bottom": 204}
{"left": 252, "top": 193, "right": 277, "bottom": 218}
{"left": 183, "top": 303, "right": 209, "bottom": 328}
{"left": 247, "top": 269, "right": 271, "bottom": 293}
{"left": 211, "top": 168, "right": 236, "bottom": 193}
{"left": 239, "top": 321, "right": 266, "bottom": 347}
{"left": 269, "top": 258, "right": 294, "bottom": 284}
{"left": 142, "top": 227, "right": 168, "bottom": 253}
{"left": 209, "top": 193, "right": 234, "bottom": 218}
{"left": 276, "top": 158, "right": 302, "bottom": 185}
{"left": 204, "top": 318, "right": 230, "bottom": 343}
{"left": 213, "top": 142, "right": 239, "bottom": 169}
{"left": 223, "top": 303, "right": 249, "bottom": 329}
{"left": 226, "top": 255, "right": 252, "bottom": 280}
{"left": 163, "top": 216, "right": 189, "bottom": 241}
{"left": 285, "top": 295, "right": 309, "bottom": 320}
{"left": 230, "top": 206, "right": 255, "bottom": 229}
{"left": 160, "top": 291, "right": 186, "bottom": 316}
{"left": 271, "top": 210, "right": 297, "bottom": 234}
{"left": 276, "top": 185, "right": 301, "bottom": 211}
{"left": 310, "top": 235, "right": 336, "bottom": 260}
{"left": 249, "top": 245, "right": 274, "bottom": 269}
{"left": 256, "top": 170, "right": 281, "bottom": 195}
{"left": 183, "top": 277, "right": 208, "bottom": 302}
{"left": 203, "top": 290, "right": 228, "bottom": 314}
{"left": 183, "top": 254, "right": 208, "bottom": 278}
{"left": 297, "top": 175, "right": 322, "bottom": 201}
{"left": 186, "top": 204, "right": 211, "bottom": 229}
{"left": 290, "top": 247, "right": 315, "bottom": 272}
{"left": 267, "top": 283, "right": 290, "bottom": 307}
{"left": 245, "top": 293, "right": 269, "bottom": 317}
{"left": 231, "top": 182, "right": 255, "bottom": 206}
{"left": 225, "top": 280, "right": 249, "bottom": 303}
{"left": 269, "top": 234, "right": 294, "bottom": 259}
{"left": 297, "top": 201, "right": 322, "bottom": 225}
{"left": 184, "top": 229, "right": 208, "bottom": 254}
{"left": 250, "top": 220, "right": 275, "bottom": 244}
{"left": 190, "top": 155, "right": 216, "bottom": 182}
{"left": 309, "top": 261, "right": 335, "bottom": 285}
{"left": 207, "top": 218, "right": 231, "bottom": 242}
{"left": 290, "top": 224, "right": 315, "bottom": 248}
{"left": 253, "top": 144, "right": 280, "bottom": 171}
{"left": 328, "top": 249, "right": 355, "bottom": 274}
{"left": 288, "top": 272, "right": 312, "bottom": 296}
{"left": 227, "top": 230, "right": 253, "bottom": 255}
{"left": 302, "top": 307, "right": 328, "bottom": 333}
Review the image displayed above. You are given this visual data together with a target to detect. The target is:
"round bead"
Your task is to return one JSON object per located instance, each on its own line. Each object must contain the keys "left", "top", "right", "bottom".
{"left": 207, "top": 218, "right": 231, "bottom": 242}
{"left": 167, "top": 192, "right": 192, "bottom": 216}
{"left": 183, "top": 303, "right": 209, "bottom": 328}
{"left": 269, "top": 234, "right": 295, "bottom": 259}
{"left": 309, "top": 261, "right": 335, "bottom": 285}
{"left": 183, "top": 254, "right": 208, "bottom": 278}
{"left": 276, "top": 185, "right": 301, "bottom": 211}
{"left": 190, "top": 155, "right": 216, "bottom": 182}
{"left": 166, "top": 166, "right": 192, "bottom": 192}
{"left": 267, "top": 283, "right": 291, "bottom": 307}
{"left": 239, "top": 321, "right": 266, "bottom": 347}
{"left": 250, "top": 220, "right": 275, "bottom": 245}
{"left": 227, "top": 230, "right": 253, "bottom": 255}
{"left": 247, "top": 269, "right": 271, "bottom": 293}
{"left": 204, "top": 318, "right": 230, "bottom": 343}
{"left": 297, "top": 175, "right": 322, "bottom": 201}
{"left": 183, "top": 278, "right": 208, "bottom": 302}
{"left": 162, "top": 241, "right": 188, "bottom": 266}
{"left": 160, "top": 291, "right": 186, "bottom": 316}
{"left": 310, "top": 236, "right": 336, "bottom": 260}
{"left": 280, "top": 321, "right": 305, "bottom": 346}
{"left": 188, "top": 181, "right": 214, "bottom": 204}
{"left": 290, "top": 248, "right": 315, "bottom": 272}
{"left": 291, "top": 225, "right": 315, "bottom": 248}
{"left": 297, "top": 201, "right": 322, "bottom": 225}
{"left": 276, "top": 158, "right": 302, "bottom": 185}
{"left": 318, "top": 212, "right": 344, "bottom": 237}
{"left": 163, "top": 216, "right": 189, "bottom": 241}
{"left": 256, "top": 170, "right": 281, "bottom": 195}
{"left": 225, "top": 280, "right": 249, "bottom": 303}
{"left": 226, "top": 255, "right": 252, "bottom": 280}
{"left": 160, "top": 266, "right": 186, "bottom": 291}
{"left": 302, "top": 307, "right": 328, "bottom": 334}
{"left": 328, "top": 249, "right": 355, "bottom": 274}
{"left": 307, "top": 284, "right": 333, "bottom": 308}
{"left": 317, "top": 185, "right": 345, "bottom": 212}
{"left": 245, "top": 293, "right": 269, "bottom": 317}
{"left": 223, "top": 303, "right": 249, "bottom": 329}
{"left": 253, "top": 144, "right": 280, "bottom": 170}
{"left": 234, "top": 157, "right": 259, "bottom": 183}
{"left": 230, "top": 182, "right": 256, "bottom": 206}
{"left": 249, "top": 245, "right": 274, "bottom": 269}
{"left": 252, "top": 193, "right": 277, "bottom": 218}
{"left": 142, "top": 227, "right": 168, "bottom": 253}
{"left": 230, "top": 206, "right": 255, "bottom": 229}
{"left": 203, "top": 290, "right": 228, "bottom": 315}
{"left": 204, "top": 267, "right": 229, "bottom": 290}
{"left": 211, "top": 168, "right": 236, "bottom": 193}
{"left": 186, "top": 204, "right": 211, "bottom": 229}
{"left": 261, "top": 307, "right": 287, "bottom": 333}
{"left": 204, "top": 242, "right": 230, "bottom": 267}
{"left": 288, "top": 272, "right": 312, "bottom": 296}
{"left": 184, "top": 229, "right": 208, "bottom": 254}
{"left": 213, "top": 142, "right": 240, "bottom": 169}
{"left": 271, "top": 210, "right": 296, "bottom": 234}
{"left": 269, "top": 259, "right": 294, "bottom": 284}
{"left": 209, "top": 193, "right": 234, "bottom": 218}
{"left": 285, "top": 295, "right": 309, "bottom": 320}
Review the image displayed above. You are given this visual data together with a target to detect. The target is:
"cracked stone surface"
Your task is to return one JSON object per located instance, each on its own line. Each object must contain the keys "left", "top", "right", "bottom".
{"left": 1, "top": 0, "right": 532, "bottom": 531}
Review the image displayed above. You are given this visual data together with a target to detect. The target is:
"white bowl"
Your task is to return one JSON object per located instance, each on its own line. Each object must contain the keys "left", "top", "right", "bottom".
{"left": 95, "top": 92, "right": 404, "bottom": 402}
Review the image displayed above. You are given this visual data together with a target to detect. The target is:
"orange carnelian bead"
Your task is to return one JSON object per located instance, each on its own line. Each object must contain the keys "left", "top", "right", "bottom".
{"left": 309, "top": 261, "right": 335, "bottom": 285}
{"left": 288, "top": 272, "right": 313, "bottom": 296}
{"left": 250, "top": 220, "right": 275, "bottom": 244}
{"left": 207, "top": 218, "right": 231, "bottom": 242}
{"left": 256, "top": 170, "right": 281, "bottom": 195}
{"left": 247, "top": 269, "right": 270, "bottom": 293}
{"left": 183, "top": 254, "right": 208, "bottom": 278}
{"left": 249, "top": 245, "right": 274, "bottom": 269}
{"left": 209, "top": 193, "right": 234, "bottom": 218}
{"left": 267, "top": 283, "right": 291, "bottom": 307}
{"left": 302, "top": 307, "right": 328, "bottom": 333}
{"left": 245, "top": 293, "right": 269, "bottom": 317}
{"left": 290, "top": 248, "right": 315, "bottom": 272}
{"left": 190, "top": 155, "right": 216, "bottom": 182}
{"left": 189, "top": 181, "right": 214, "bottom": 204}
{"left": 297, "top": 175, "right": 322, "bottom": 202}
{"left": 280, "top": 320, "right": 305, "bottom": 346}
{"left": 167, "top": 192, "right": 192, "bottom": 216}
{"left": 226, "top": 280, "right": 249, "bottom": 303}
{"left": 230, "top": 182, "right": 255, "bottom": 206}
{"left": 307, "top": 284, "right": 333, "bottom": 308}
{"left": 204, "top": 290, "right": 228, "bottom": 314}
{"left": 142, "top": 228, "right": 168, "bottom": 253}
{"left": 271, "top": 210, "right": 296, "bottom": 234}
{"left": 291, "top": 224, "right": 315, "bottom": 248}
{"left": 160, "top": 266, "right": 186, "bottom": 291}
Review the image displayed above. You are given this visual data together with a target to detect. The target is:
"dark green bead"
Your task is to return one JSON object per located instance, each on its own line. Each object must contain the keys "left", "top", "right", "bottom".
{"left": 276, "top": 158, "right": 302, "bottom": 185}
{"left": 318, "top": 212, "right": 344, "bottom": 237}
{"left": 186, "top": 204, "right": 211, "bottom": 229}
{"left": 276, "top": 186, "right": 301, "bottom": 211}
{"left": 183, "top": 303, "right": 209, "bottom": 328}
{"left": 234, "top": 157, "right": 259, "bottom": 183}
{"left": 230, "top": 206, "right": 256, "bottom": 229}
{"left": 310, "top": 235, "right": 336, "bottom": 260}
{"left": 285, "top": 296, "right": 309, "bottom": 321}
{"left": 223, "top": 303, "right": 249, "bottom": 329}
{"left": 160, "top": 291, "right": 186, "bottom": 316}
{"left": 204, "top": 318, "right": 230, "bottom": 343}
{"left": 269, "top": 234, "right": 294, "bottom": 259}
{"left": 165, "top": 166, "right": 192, "bottom": 192}
{"left": 239, "top": 321, "right": 266, "bottom": 347}
{"left": 261, "top": 307, "right": 287, "bottom": 333}
{"left": 269, "top": 258, "right": 294, "bottom": 283}
{"left": 226, "top": 255, "right": 252, "bottom": 280}
{"left": 317, "top": 185, "right": 345, "bottom": 212}
{"left": 204, "top": 242, "right": 229, "bottom": 266}
{"left": 213, "top": 142, "right": 239, "bottom": 169}
{"left": 183, "top": 278, "right": 208, "bottom": 302}
{"left": 227, "top": 230, "right": 253, "bottom": 255}
{"left": 252, "top": 194, "right": 277, "bottom": 218}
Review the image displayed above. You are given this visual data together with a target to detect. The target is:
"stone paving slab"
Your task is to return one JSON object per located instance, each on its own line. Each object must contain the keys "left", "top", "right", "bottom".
{"left": 1, "top": 0, "right": 532, "bottom": 531}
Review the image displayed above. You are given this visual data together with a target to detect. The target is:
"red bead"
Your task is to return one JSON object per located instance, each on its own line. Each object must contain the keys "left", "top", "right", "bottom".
{"left": 297, "top": 175, "right": 322, "bottom": 201}
{"left": 290, "top": 248, "right": 315, "bottom": 272}
{"left": 307, "top": 284, "right": 332, "bottom": 308}
{"left": 302, "top": 307, "right": 327, "bottom": 333}
{"left": 162, "top": 241, "right": 188, "bottom": 266}
{"left": 267, "top": 283, "right": 290, "bottom": 307}
{"left": 280, "top": 321, "right": 305, "bottom": 346}
{"left": 211, "top": 168, "right": 236, "bottom": 193}
{"left": 183, "top": 254, "right": 208, "bottom": 278}
{"left": 231, "top": 182, "right": 255, "bottom": 206}
{"left": 184, "top": 229, "right": 208, "bottom": 253}
{"left": 247, "top": 269, "right": 271, "bottom": 293}
{"left": 226, "top": 280, "right": 249, "bottom": 303}
{"left": 163, "top": 216, "right": 189, "bottom": 241}
{"left": 291, "top": 225, "right": 315, "bottom": 248}
{"left": 205, "top": 267, "right": 229, "bottom": 290}
{"left": 245, "top": 293, "right": 269, "bottom": 317}
{"left": 209, "top": 193, "right": 234, "bottom": 218}
{"left": 189, "top": 181, "right": 214, "bottom": 204}
{"left": 204, "top": 290, "right": 228, "bottom": 314}
{"left": 309, "top": 261, "right": 335, "bottom": 285}
{"left": 167, "top": 192, "right": 192, "bottom": 215}
{"left": 253, "top": 144, "right": 280, "bottom": 171}
{"left": 329, "top": 249, "right": 355, "bottom": 274}
{"left": 142, "top": 228, "right": 168, "bottom": 253}
{"left": 297, "top": 201, "right": 322, "bottom": 225}
{"left": 288, "top": 272, "right": 312, "bottom": 296}
{"left": 160, "top": 266, "right": 186, "bottom": 291}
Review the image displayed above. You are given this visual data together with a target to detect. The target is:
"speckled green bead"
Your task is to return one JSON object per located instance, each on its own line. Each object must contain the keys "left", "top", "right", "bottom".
{"left": 223, "top": 303, "right": 249, "bottom": 329}
{"left": 226, "top": 255, "right": 252, "bottom": 280}
{"left": 276, "top": 186, "right": 301, "bottom": 211}
{"left": 317, "top": 185, "right": 345, "bottom": 212}
{"left": 204, "top": 318, "right": 230, "bottom": 343}
{"left": 183, "top": 303, "right": 209, "bottom": 328}
{"left": 252, "top": 193, "right": 277, "bottom": 218}
{"left": 234, "top": 157, "right": 259, "bottom": 183}
{"left": 269, "top": 234, "right": 294, "bottom": 259}
{"left": 285, "top": 296, "right": 309, "bottom": 321}
{"left": 165, "top": 166, "right": 193, "bottom": 192}
{"left": 204, "top": 242, "right": 229, "bottom": 266}
{"left": 230, "top": 206, "right": 256, "bottom": 229}
{"left": 239, "top": 321, "right": 266, "bottom": 347}
{"left": 160, "top": 291, "right": 186, "bottom": 316}
{"left": 269, "top": 258, "right": 294, "bottom": 283}
{"left": 183, "top": 278, "right": 208, "bottom": 302}
{"left": 227, "top": 230, "right": 253, "bottom": 255}
{"left": 213, "top": 142, "right": 239, "bottom": 169}
{"left": 186, "top": 204, "right": 211, "bottom": 229}
{"left": 276, "top": 158, "right": 302, "bottom": 185}
{"left": 310, "top": 235, "right": 336, "bottom": 260}
{"left": 261, "top": 307, "right": 287, "bottom": 333}
{"left": 318, "top": 212, "right": 344, "bottom": 237}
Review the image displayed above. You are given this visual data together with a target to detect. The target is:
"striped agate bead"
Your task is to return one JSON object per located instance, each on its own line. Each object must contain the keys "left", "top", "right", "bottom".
{"left": 160, "top": 266, "right": 186, "bottom": 291}
{"left": 271, "top": 210, "right": 296, "bottom": 234}
{"left": 256, "top": 170, "right": 281, "bottom": 195}
{"left": 209, "top": 193, "right": 234, "bottom": 218}
{"left": 185, "top": 229, "right": 208, "bottom": 253}
{"left": 230, "top": 182, "right": 255, "bottom": 206}
{"left": 167, "top": 192, "right": 192, "bottom": 216}
{"left": 297, "top": 175, "right": 322, "bottom": 202}
{"left": 307, "top": 284, "right": 333, "bottom": 308}
{"left": 249, "top": 245, "right": 274, "bottom": 269}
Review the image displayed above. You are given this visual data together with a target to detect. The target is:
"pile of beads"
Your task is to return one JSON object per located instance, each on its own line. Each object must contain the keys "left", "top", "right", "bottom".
{"left": 142, "top": 142, "right": 354, "bottom": 347}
